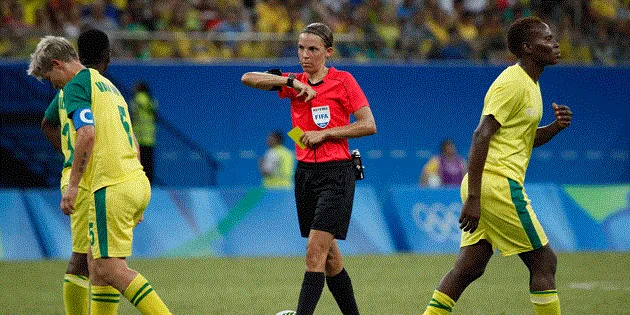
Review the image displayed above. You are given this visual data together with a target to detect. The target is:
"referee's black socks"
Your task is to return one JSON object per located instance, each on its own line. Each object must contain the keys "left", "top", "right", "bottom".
{"left": 296, "top": 271, "right": 325, "bottom": 315}
{"left": 327, "top": 268, "right": 360, "bottom": 315}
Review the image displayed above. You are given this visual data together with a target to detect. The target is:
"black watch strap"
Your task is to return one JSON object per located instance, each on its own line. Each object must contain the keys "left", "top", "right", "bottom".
{"left": 287, "top": 74, "right": 296, "bottom": 88}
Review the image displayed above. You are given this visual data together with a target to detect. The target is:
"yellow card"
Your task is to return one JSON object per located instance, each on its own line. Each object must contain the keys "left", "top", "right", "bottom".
{"left": 287, "top": 126, "right": 306, "bottom": 149}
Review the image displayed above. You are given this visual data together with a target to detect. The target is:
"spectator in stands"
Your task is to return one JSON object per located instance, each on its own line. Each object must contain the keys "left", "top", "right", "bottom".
{"left": 557, "top": 13, "right": 592, "bottom": 64}
{"left": 439, "top": 27, "right": 473, "bottom": 59}
{"left": 399, "top": 10, "right": 434, "bottom": 59}
{"left": 455, "top": 10, "right": 478, "bottom": 48}
{"left": 241, "top": 22, "right": 376, "bottom": 315}
{"left": 256, "top": 0, "right": 290, "bottom": 56}
{"left": 2, "top": 0, "right": 630, "bottom": 64}
{"left": 215, "top": 3, "right": 251, "bottom": 57}
{"left": 196, "top": 0, "right": 221, "bottom": 31}
{"left": 478, "top": 10, "right": 511, "bottom": 63}
{"left": 421, "top": 17, "right": 572, "bottom": 315}
{"left": 83, "top": 0, "right": 119, "bottom": 32}
{"left": 592, "top": 25, "right": 616, "bottom": 65}
{"left": 259, "top": 131, "right": 295, "bottom": 189}
{"left": 424, "top": 1, "right": 451, "bottom": 47}
{"left": 396, "top": 0, "right": 422, "bottom": 27}
{"left": 375, "top": 4, "right": 401, "bottom": 58}
{"left": 420, "top": 139, "right": 467, "bottom": 188}
{"left": 614, "top": 20, "right": 630, "bottom": 62}
{"left": 33, "top": 7, "right": 54, "bottom": 35}
{"left": 129, "top": 81, "right": 157, "bottom": 183}
{"left": 61, "top": 5, "right": 82, "bottom": 38}
{"left": 349, "top": 2, "right": 385, "bottom": 60}
{"left": 29, "top": 34, "right": 172, "bottom": 314}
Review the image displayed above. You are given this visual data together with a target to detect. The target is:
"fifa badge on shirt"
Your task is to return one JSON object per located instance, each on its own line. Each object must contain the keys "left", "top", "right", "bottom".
{"left": 312, "top": 105, "right": 330, "bottom": 128}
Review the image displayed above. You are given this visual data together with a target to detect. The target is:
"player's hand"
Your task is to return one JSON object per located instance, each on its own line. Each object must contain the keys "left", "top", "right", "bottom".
{"left": 300, "top": 130, "right": 328, "bottom": 148}
{"left": 459, "top": 195, "right": 481, "bottom": 233}
{"left": 138, "top": 213, "right": 145, "bottom": 225}
{"left": 552, "top": 102, "right": 572, "bottom": 129}
{"left": 293, "top": 81, "right": 317, "bottom": 102}
{"left": 60, "top": 186, "right": 78, "bottom": 215}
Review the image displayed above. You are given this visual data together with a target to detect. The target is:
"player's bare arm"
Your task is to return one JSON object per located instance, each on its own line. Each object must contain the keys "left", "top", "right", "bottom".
{"left": 61, "top": 125, "right": 94, "bottom": 215}
{"left": 41, "top": 117, "right": 62, "bottom": 153}
{"left": 533, "top": 103, "right": 572, "bottom": 148}
{"left": 460, "top": 115, "right": 501, "bottom": 233}
{"left": 300, "top": 106, "right": 376, "bottom": 148}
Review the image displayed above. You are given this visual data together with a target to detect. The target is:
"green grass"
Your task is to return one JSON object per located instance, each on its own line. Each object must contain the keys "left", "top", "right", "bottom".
{"left": 1, "top": 252, "right": 629, "bottom": 314}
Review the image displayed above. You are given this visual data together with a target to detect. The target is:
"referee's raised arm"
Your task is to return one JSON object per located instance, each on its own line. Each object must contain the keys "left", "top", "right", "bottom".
{"left": 241, "top": 71, "right": 288, "bottom": 90}
{"left": 241, "top": 71, "right": 317, "bottom": 101}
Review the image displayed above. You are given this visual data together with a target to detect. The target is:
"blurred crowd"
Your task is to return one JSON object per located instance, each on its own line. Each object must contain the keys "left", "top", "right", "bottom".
{"left": 1, "top": 0, "right": 629, "bottom": 64}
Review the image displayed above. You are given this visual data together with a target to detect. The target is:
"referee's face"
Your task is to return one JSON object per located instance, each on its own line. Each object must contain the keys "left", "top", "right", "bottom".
{"left": 298, "top": 33, "right": 333, "bottom": 74}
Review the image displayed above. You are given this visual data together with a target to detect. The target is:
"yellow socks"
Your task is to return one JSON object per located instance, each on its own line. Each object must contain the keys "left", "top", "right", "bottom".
{"left": 531, "top": 290, "right": 561, "bottom": 315}
{"left": 63, "top": 274, "right": 89, "bottom": 315}
{"left": 91, "top": 285, "right": 120, "bottom": 315}
{"left": 423, "top": 290, "right": 455, "bottom": 315}
{"left": 123, "top": 273, "right": 171, "bottom": 315}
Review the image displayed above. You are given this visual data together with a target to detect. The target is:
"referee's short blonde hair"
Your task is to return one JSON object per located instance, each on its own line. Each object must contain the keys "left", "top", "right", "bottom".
{"left": 27, "top": 36, "right": 79, "bottom": 80}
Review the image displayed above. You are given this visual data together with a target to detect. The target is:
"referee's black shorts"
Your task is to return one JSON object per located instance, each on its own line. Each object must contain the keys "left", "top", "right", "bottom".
{"left": 294, "top": 159, "right": 355, "bottom": 240}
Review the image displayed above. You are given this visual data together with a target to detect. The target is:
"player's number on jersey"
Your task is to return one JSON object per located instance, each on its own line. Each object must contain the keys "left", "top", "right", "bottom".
{"left": 89, "top": 222, "right": 95, "bottom": 246}
{"left": 62, "top": 122, "right": 74, "bottom": 165}
{"left": 117, "top": 105, "right": 134, "bottom": 147}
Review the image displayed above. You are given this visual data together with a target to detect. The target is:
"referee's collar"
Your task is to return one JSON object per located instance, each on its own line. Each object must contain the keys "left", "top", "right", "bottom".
{"left": 308, "top": 79, "right": 325, "bottom": 86}
{"left": 307, "top": 67, "right": 334, "bottom": 86}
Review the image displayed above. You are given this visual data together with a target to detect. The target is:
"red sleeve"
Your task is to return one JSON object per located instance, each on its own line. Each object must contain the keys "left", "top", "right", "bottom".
{"left": 342, "top": 73, "right": 369, "bottom": 113}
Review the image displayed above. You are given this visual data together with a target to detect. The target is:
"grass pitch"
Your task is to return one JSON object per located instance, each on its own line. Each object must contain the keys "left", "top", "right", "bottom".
{"left": 0, "top": 252, "right": 628, "bottom": 314}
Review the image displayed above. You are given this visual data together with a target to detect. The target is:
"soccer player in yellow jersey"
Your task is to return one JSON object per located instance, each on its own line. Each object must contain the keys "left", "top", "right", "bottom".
{"left": 29, "top": 36, "right": 171, "bottom": 315}
{"left": 422, "top": 17, "right": 572, "bottom": 315}
{"left": 41, "top": 29, "right": 116, "bottom": 315}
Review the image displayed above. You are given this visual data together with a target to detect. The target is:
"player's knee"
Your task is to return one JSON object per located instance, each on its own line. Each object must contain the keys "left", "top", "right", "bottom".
{"left": 469, "top": 266, "right": 486, "bottom": 282}
{"left": 305, "top": 253, "right": 323, "bottom": 270}
{"left": 539, "top": 250, "right": 558, "bottom": 277}
{"left": 90, "top": 259, "right": 117, "bottom": 284}
{"left": 305, "top": 248, "right": 327, "bottom": 270}
{"left": 453, "top": 264, "right": 486, "bottom": 283}
{"left": 548, "top": 251, "right": 558, "bottom": 272}
{"left": 67, "top": 253, "right": 89, "bottom": 276}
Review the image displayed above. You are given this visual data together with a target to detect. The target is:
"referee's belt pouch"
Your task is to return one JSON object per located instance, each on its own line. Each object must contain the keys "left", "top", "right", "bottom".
{"left": 351, "top": 149, "right": 364, "bottom": 180}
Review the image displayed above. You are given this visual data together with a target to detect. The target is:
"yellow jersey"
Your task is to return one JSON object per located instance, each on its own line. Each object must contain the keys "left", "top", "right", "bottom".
{"left": 262, "top": 145, "right": 295, "bottom": 188}
{"left": 64, "top": 68, "right": 144, "bottom": 193}
{"left": 481, "top": 64, "right": 543, "bottom": 184}
{"left": 43, "top": 89, "right": 90, "bottom": 190}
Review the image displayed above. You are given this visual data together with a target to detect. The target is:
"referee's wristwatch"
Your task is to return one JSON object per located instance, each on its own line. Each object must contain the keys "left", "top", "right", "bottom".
{"left": 287, "top": 73, "right": 296, "bottom": 88}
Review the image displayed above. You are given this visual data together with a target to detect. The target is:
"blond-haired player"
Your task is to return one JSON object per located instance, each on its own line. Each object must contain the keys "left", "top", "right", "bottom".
{"left": 30, "top": 36, "right": 171, "bottom": 315}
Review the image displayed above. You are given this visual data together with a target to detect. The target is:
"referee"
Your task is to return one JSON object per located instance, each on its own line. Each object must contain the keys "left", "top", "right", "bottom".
{"left": 242, "top": 23, "right": 376, "bottom": 315}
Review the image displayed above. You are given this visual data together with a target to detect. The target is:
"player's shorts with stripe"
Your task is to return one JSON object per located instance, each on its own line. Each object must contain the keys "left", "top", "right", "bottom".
{"left": 460, "top": 171, "right": 548, "bottom": 256}
{"left": 62, "top": 185, "right": 92, "bottom": 254}
{"left": 294, "top": 160, "right": 355, "bottom": 240}
{"left": 89, "top": 173, "right": 151, "bottom": 259}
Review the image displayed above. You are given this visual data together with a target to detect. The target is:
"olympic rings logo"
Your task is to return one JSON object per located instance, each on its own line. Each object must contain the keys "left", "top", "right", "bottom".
{"left": 412, "top": 202, "right": 462, "bottom": 242}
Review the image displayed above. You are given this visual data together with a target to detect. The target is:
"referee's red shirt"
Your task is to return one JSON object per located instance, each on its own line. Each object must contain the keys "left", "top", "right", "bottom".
{"left": 279, "top": 67, "right": 369, "bottom": 163}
